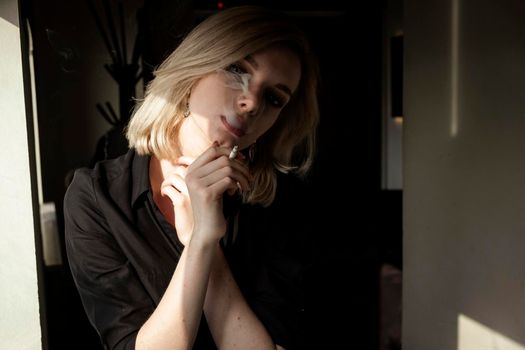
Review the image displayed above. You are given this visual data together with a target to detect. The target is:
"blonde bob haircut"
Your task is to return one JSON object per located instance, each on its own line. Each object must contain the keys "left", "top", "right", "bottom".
{"left": 126, "top": 5, "right": 320, "bottom": 206}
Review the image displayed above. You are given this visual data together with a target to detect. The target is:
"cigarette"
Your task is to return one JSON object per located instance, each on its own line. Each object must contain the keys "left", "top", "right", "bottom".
{"left": 228, "top": 145, "right": 239, "bottom": 160}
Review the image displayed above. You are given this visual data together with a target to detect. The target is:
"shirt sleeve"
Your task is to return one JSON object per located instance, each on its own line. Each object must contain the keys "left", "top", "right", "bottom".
{"left": 64, "top": 169, "right": 154, "bottom": 350}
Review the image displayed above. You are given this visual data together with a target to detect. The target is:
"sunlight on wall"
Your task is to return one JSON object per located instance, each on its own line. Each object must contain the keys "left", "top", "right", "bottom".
{"left": 0, "top": 13, "right": 42, "bottom": 349}
{"left": 458, "top": 314, "right": 525, "bottom": 350}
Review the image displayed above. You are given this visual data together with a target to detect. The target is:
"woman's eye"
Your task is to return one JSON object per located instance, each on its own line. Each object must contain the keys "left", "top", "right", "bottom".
{"left": 266, "top": 91, "right": 285, "bottom": 108}
{"left": 226, "top": 63, "right": 246, "bottom": 75}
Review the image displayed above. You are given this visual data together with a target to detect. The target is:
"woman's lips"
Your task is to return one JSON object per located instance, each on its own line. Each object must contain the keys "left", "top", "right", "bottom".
{"left": 221, "top": 115, "right": 246, "bottom": 138}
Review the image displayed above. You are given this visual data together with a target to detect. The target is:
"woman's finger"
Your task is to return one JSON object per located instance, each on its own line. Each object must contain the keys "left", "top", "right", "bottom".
{"left": 198, "top": 165, "right": 251, "bottom": 193}
{"left": 160, "top": 185, "right": 184, "bottom": 207}
{"left": 176, "top": 156, "right": 195, "bottom": 167}
{"left": 161, "top": 173, "right": 188, "bottom": 197}
{"left": 188, "top": 143, "right": 246, "bottom": 171}
{"left": 186, "top": 142, "right": 222, "bottom": 170}
{"left": 190, "top": 154, "right": 251, "bottom": 184}
{"left": 206, "top": 176, "right": 241, "bottom": 198}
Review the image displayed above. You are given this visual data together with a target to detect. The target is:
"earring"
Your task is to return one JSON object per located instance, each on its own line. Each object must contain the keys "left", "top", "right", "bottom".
{"left": 183, "top": 102, "right": 190, "bottom": 118}
{"left": 248, "top": 142, "right": 256, "bottom": 162}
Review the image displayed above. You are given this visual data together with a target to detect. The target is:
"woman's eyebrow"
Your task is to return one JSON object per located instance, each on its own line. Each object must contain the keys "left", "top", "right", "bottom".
{"left": 244, "top": 54, "right": 259, "bottom": 69}
{"left": 244, "top": 55, "right": 293, "bottom": 97}
{"left": 276, "top": 83, "right": 292, "bottom": 98}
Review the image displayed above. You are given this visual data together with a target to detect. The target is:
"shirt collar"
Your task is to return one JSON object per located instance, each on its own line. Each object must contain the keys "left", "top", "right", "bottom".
{"left": 131, "top": 150, "right": 151, "bottom": 207}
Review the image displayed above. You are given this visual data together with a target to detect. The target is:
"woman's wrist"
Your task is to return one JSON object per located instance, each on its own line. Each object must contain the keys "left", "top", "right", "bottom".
{"left": 188, "top": 229, "right": 222, "bottom": 250}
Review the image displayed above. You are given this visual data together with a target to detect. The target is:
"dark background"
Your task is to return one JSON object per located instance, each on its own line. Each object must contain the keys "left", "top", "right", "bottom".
{"left": 22, "top": 0, "right": 401, "bottom": 348}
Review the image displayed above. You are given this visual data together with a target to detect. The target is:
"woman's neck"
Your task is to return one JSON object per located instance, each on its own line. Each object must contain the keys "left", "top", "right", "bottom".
{"left": 149, "top": 155, "right": 180, "bottom": 196}
{"left": 148, "top": 155, "right": 164, "bottom": 197}
{"left": 148, "top": 155, "right": 177, "bottom": 226}
{"left": 178, "top": 116, "right": 213, "bottom": 158}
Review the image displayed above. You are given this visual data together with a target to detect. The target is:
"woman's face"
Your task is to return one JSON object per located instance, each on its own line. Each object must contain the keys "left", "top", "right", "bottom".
{"left": 183, "top": 44, "right": 301, "bottom": 154}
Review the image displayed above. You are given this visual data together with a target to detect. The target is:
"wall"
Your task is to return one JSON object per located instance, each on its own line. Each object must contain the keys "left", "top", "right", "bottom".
{"left": 382, "top": 0, "right": 403, "bottom": 190}
{"left": 0, "top": 0, "right": 43, "bottom": 348}
{"left": 31, "top": 0, "right": 143, "bottom": 206}
{"left": 403, "top": 0, "right": 525, "bottom": 349}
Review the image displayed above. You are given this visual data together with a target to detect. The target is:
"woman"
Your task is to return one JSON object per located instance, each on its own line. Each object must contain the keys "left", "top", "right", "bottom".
{"left": 64, "top": 5, "right": 319, "bottom": 350}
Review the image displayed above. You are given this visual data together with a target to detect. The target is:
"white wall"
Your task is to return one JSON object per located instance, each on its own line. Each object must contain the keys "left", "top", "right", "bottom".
{"left": 0, "top": 1, "right": 43, "bottom": 349}
{"left": 382, "top": 0, "right": 404, "bottom": 190}
{"left": 403, "top": 0, "right": 525, "bottom": 349}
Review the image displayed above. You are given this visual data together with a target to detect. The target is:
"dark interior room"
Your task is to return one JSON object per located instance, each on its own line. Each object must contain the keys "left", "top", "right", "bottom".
{"left": 21, "top": 0, "right": 402, "bottom": 348}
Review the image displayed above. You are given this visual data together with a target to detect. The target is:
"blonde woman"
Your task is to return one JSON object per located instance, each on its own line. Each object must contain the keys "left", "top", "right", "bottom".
{"left": 64, "top": 5, "right": 319, "bottom": 350}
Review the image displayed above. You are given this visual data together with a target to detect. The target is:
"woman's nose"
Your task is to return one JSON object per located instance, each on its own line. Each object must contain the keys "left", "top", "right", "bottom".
{"left": 237, "top": 90, "right": 260, "bottom": 115}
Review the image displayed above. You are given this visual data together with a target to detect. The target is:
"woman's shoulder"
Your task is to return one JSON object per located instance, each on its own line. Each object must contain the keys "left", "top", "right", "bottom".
{"left": 90, "top": 149, "right": 136, "bottom": 180}
{"left": 65, "top": 150, "right": 136, "bottom": 206}
{"left": 68, "top": 149, "right": 135, "bottom": 187}
{"left": 63, "top": 150, "right": 140, "bottom": 233}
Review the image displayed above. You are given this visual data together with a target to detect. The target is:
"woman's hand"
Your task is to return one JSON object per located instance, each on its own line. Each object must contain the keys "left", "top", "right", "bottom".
{"left": 184, "top": 143, "right": 251, "bottom": 243}
{"left": 161, "top": 143, "right": 251, "bottom": 245}
{"left": 160, "top": 164, "right": 193, "bottom": 246}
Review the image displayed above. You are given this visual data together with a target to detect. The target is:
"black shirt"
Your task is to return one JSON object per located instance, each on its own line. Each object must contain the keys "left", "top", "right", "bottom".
{"left": 64, "top": 149, "right": 311, "bottom": 350}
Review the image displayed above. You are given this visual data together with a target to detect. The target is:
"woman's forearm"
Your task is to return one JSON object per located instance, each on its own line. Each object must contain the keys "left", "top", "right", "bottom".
{"left": 134, "top": 235, "right": 277, "bottom": 350}
{"left": 136, "top": 235, "right": 216, "bottom": 350}
{"left": 204, "top": 245, "right": 277, "bottom": 350}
